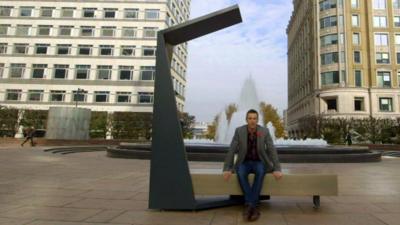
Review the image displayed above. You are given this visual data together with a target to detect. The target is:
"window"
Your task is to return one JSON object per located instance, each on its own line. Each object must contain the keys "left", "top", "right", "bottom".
{"left": 355, "top": 70, "right": 362, "bottom": 87}
{"left": 15, "top": 25, "right": 31, "bottom": 36}
{"left": 354, "top": 97, "right": 364, "bottom": 111}
{"left": 376, "top": 52, "right": 390, "bottom": 64}
{"left": 83, "top": 8, "right": 96, "bottom": 18}
{"left": 80, "top": 26, "right": 94, "bottom": 36}
{"left": 119, "top": 66, "right": 134, "bottom": 80}
{"left": 0, "top": 43, "right": 7, "bottom": 54}
{"left": 394, "top": 0, "right": 400, "bottom": 9}
{"left": 0, "top": 24, "right": 10, "bottom": 35}
{"left": 379, "top": 98, "right": 393, "bottom": 111}
{"left": 143, "top": 27, "right": 157, "bottom": 38}
{"left": 140, "top": 66, "right": 155, "bottom": 80}
{"left": 0, "top": 6, "right": 13, "bottom": 16}
{"left": 352, "top": 33, "right": 360, "bottom": 45}
{"left": 373, "top": 16, "right": 387, "bottom": 28}
{"left": 145, "top": 9, "right": 160, "bottom": 19}
{"left": 142, "top": 46, "right": 156, "bottom": 56}
{"left": 354, "top": 51, "right": 361, "bottom": 63}
{"left": 59, "top": 26, "right": 73, "bottom": 36}
{"left": 50, "top": 90, "right": 66, "bottom": 102}
{"left": 20, "top": 7, "right": 33, "bottom": 17}
{"left": 101, "top": 26, "right": 115, "bottom": 37}
{"left": 9, "top": 63, "right": 25, "bottom": 78}
{"left": 124, "top": 8, "right": 138, "bottom": 19}
{"left": 32, "top": 64, "right": 47, "bottom": 78}
{"left": 28, "top": 90, "right": 44, "bottom": 101}
{"left": 0, "top": 63, "right": 3, "bottom": 78}
{"left": 397, "top": 52, "right": 400, "bottom": 64}
{"left": 326, "top": 99, "right": 337, "bottom": 111}
{"left": 321, "top": 52, "right": 339, "bottom": 65}
{"left": 94, "top": 91, "right": 109, "bottom": 102}
{"left": 321, "top": 71, "right": 339, "bottom": 85}
{"left": 116, "top": 92, "right": 131, "bottom": 103}
{"left": 6, "top": 89, "right": 22, "bottom": 101}
{"left": 61, "top": 7, "right": 75, "bottom": 17}
{"left": 351, "top": 0, "right": 359, "bottom": 8}
{"left": 54, "top": 64, "right": 69, "bottom": 79}
{"left": 78, "top": 45, "right": 92, "bottom": 55}
{"left": 398, "top": 71, "right": 400, "bottom": 87}
{"left": 394, "top": 17, "right": 400, "bottom": 27}
{"left": 377, "top": 71, "right": 391, "bottom": 87}
{"left": 75, "top": 65, "right": 90, "bottom": 79}
{"left": 121, "top": 45, "right": 135, "bottom": 56}
{"left": 320, "top": 16, "right": 337, "bottom": 29}
{"left": 37, "top": 25, "right": 52, "bottom": 36}
{"left": 352, "top": 14, "right": 360, "bottom": 27}
{"left": 56, "top": 44, "right": 71, "bottom": 55}
{"left": 40, "top": 7, "right": 54, "bottom": 17}
{"left": 35, "top": 44, "right": 49, "bottom": 54}
{"left": 97, "top": 65, "right": 112, "bottom": 80}
{"left": 104, "top": 8, "right": 117, "bottom": 18}
{"left": 99, "top": 45, "right": 114, "bottom": 56}
{"left": 14, "top": 43, "right": 29, "bottom": 54}
{"left": 375, "top": 33, "right": 389, "bottom": 46}
{"left": 319, "top": 0, "right": 336, "bottom": 11}
{"left": 138, "top": 92, "right": 154, "bottom": 103}
{"left": 122, "top": 27, "right": 136, "bottom": 38}
{"left": 373, "top": 0, "right": 386, "bottom": 9}
{"left": 72, "top": 90, "right": 87, "bottom": 102}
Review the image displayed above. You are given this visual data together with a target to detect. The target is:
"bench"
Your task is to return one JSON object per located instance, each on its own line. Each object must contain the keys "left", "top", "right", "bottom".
{"left": 191, "top": 170, "right": 338, "bottom": 208}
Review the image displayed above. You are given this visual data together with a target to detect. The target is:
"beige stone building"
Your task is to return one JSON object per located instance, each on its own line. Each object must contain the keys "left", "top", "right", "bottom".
{"left": 0, "top": 0, "right": 189, "bottom": 113}
{"left": 286, "top": 0, "right": 400, "bottom": 137}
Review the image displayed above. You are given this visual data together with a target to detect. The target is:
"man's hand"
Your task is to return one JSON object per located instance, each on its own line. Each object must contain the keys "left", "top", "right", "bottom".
{"left": 272, "top": 171, "right": 283, "bottom": 180}
{"left": 223, "top": 171, "right": 232, "bottom": 181}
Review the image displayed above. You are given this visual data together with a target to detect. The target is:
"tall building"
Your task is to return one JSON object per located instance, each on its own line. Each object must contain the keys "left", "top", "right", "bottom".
{"left": 286, "top": 0, "right": 400, "bottom": 137}
{"left": 0, "top": 0, "right": 189, "bottom": 113}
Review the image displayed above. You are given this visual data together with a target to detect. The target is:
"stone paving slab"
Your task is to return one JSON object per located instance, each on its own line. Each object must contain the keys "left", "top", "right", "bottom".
{"left": 0, "top": 147, "right": 399, "bottom": 225}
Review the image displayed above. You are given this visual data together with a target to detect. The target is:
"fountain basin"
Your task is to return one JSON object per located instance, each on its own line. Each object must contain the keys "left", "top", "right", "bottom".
{"left": 107, "top": 142, "right": 382, "bottom": 163}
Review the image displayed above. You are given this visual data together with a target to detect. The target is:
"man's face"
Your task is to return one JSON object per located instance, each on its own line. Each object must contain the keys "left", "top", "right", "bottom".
{"left": 246, "top": 113, "right": 258, "bottom": 129}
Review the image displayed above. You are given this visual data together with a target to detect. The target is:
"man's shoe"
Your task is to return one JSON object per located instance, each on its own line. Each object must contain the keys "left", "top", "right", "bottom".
{"left": 243, "top": 204, "right": 252, "bottom": 221}
{"left": 249, "top": 206, "right": 260, "bottom": 221}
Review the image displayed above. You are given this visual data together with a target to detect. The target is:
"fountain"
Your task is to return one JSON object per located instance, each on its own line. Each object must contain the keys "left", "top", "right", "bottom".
{"left": 107, "top": 76, "right": 381, "bottom": 163}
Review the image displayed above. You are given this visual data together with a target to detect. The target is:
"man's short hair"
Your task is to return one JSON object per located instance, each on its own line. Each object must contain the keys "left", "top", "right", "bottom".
{"left": 246, "top": 109, "right": 259, "bottom": 119}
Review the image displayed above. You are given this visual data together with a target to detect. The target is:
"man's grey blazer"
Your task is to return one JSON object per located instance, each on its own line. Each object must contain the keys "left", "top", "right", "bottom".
{"left": 223, "top": 125, "right": 281, "bottom": 173}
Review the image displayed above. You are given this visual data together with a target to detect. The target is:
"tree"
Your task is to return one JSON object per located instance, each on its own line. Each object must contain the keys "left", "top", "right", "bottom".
{"left": 225, "top": 103, "right": 237, "bottom": 124}
{"left": 90, "top": 112, "right": 108, "bottom": 139}
{"left": 0, "top": 106, "right": 19, "bottom": 137}
{"left": 206, "top": 114, "right": 219, "bottom": 140}
{"left": 179, "top": 112, "right": 196, "bottom": 139}
{"left": 259, "top": 102, "right": 285, "bottom": 138}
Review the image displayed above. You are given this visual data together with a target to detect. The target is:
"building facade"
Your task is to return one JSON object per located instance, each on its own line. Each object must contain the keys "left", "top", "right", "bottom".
{"left": 0, "top": 0, "right": 189, "bottom": 113}
{"left": 287, "top": 0, "right": 400, "bottom": 137}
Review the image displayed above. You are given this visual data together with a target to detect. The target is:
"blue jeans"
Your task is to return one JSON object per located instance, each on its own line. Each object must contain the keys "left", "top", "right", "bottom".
{"left": 236, "top": 160, "right": 267, "bottom": 207}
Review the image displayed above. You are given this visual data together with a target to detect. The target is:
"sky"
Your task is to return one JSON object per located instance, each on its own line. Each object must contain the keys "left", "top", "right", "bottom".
{"left": 184, "top": 0, "right": 293, "bottom": 122}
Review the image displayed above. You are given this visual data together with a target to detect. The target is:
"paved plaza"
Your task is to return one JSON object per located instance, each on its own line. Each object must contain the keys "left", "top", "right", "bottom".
{"left": 0, "top": 145, "right": 399, "bottom": 225}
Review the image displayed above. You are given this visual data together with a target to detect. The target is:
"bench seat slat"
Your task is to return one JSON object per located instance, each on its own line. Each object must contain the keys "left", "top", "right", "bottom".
{"left": 191, "top": 174, "right": 338, "bottom": 196}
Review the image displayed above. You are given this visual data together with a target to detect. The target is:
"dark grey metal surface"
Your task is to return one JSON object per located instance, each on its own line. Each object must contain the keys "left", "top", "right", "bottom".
{"left": 149, "top": 5, "right": 242, "bottom": 210}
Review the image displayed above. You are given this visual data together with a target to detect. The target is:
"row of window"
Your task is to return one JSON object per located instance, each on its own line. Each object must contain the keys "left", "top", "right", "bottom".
{"left": 0, "top": 63, "right": 186, "bottom": 96}
{"left": 0, "top": 6, "right": 165, "bottom": 20}
{"left": 320, "top": 0, "right": 400, "bottom": 11}
{"left": 324, "top": 96, "right": 394, "bottom": 112}
{"left": 321, "top": 70, "right": 400, "bottom": 88}
{"left": 2, "top": 89, "right": 154, "bottom": 104}
{"left": 320, "top": 14, "right": 400, "bottom": 29}
{"left": 0, "top": 43, "right": 157, "bottom": 57}
{"left": 321, "top": 50, "right": 400, "bottom": 65}
{"left": 0, "top": 24, "right": 159, "bottom": 39}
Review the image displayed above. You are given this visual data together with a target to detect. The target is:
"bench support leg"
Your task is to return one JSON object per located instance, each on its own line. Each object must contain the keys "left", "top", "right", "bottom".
{"left": 313, "top": 195, "right": 320, "bottom": 209}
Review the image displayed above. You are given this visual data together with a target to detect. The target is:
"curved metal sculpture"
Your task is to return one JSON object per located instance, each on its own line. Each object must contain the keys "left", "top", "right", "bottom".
{"left": 149, "top": 5, "right": 242, "bottom": 210}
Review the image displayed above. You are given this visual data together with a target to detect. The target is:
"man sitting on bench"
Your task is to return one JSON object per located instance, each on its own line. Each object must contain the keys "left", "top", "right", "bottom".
{"left": 223, "top": 109, "right": 283, "bottom": 221}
